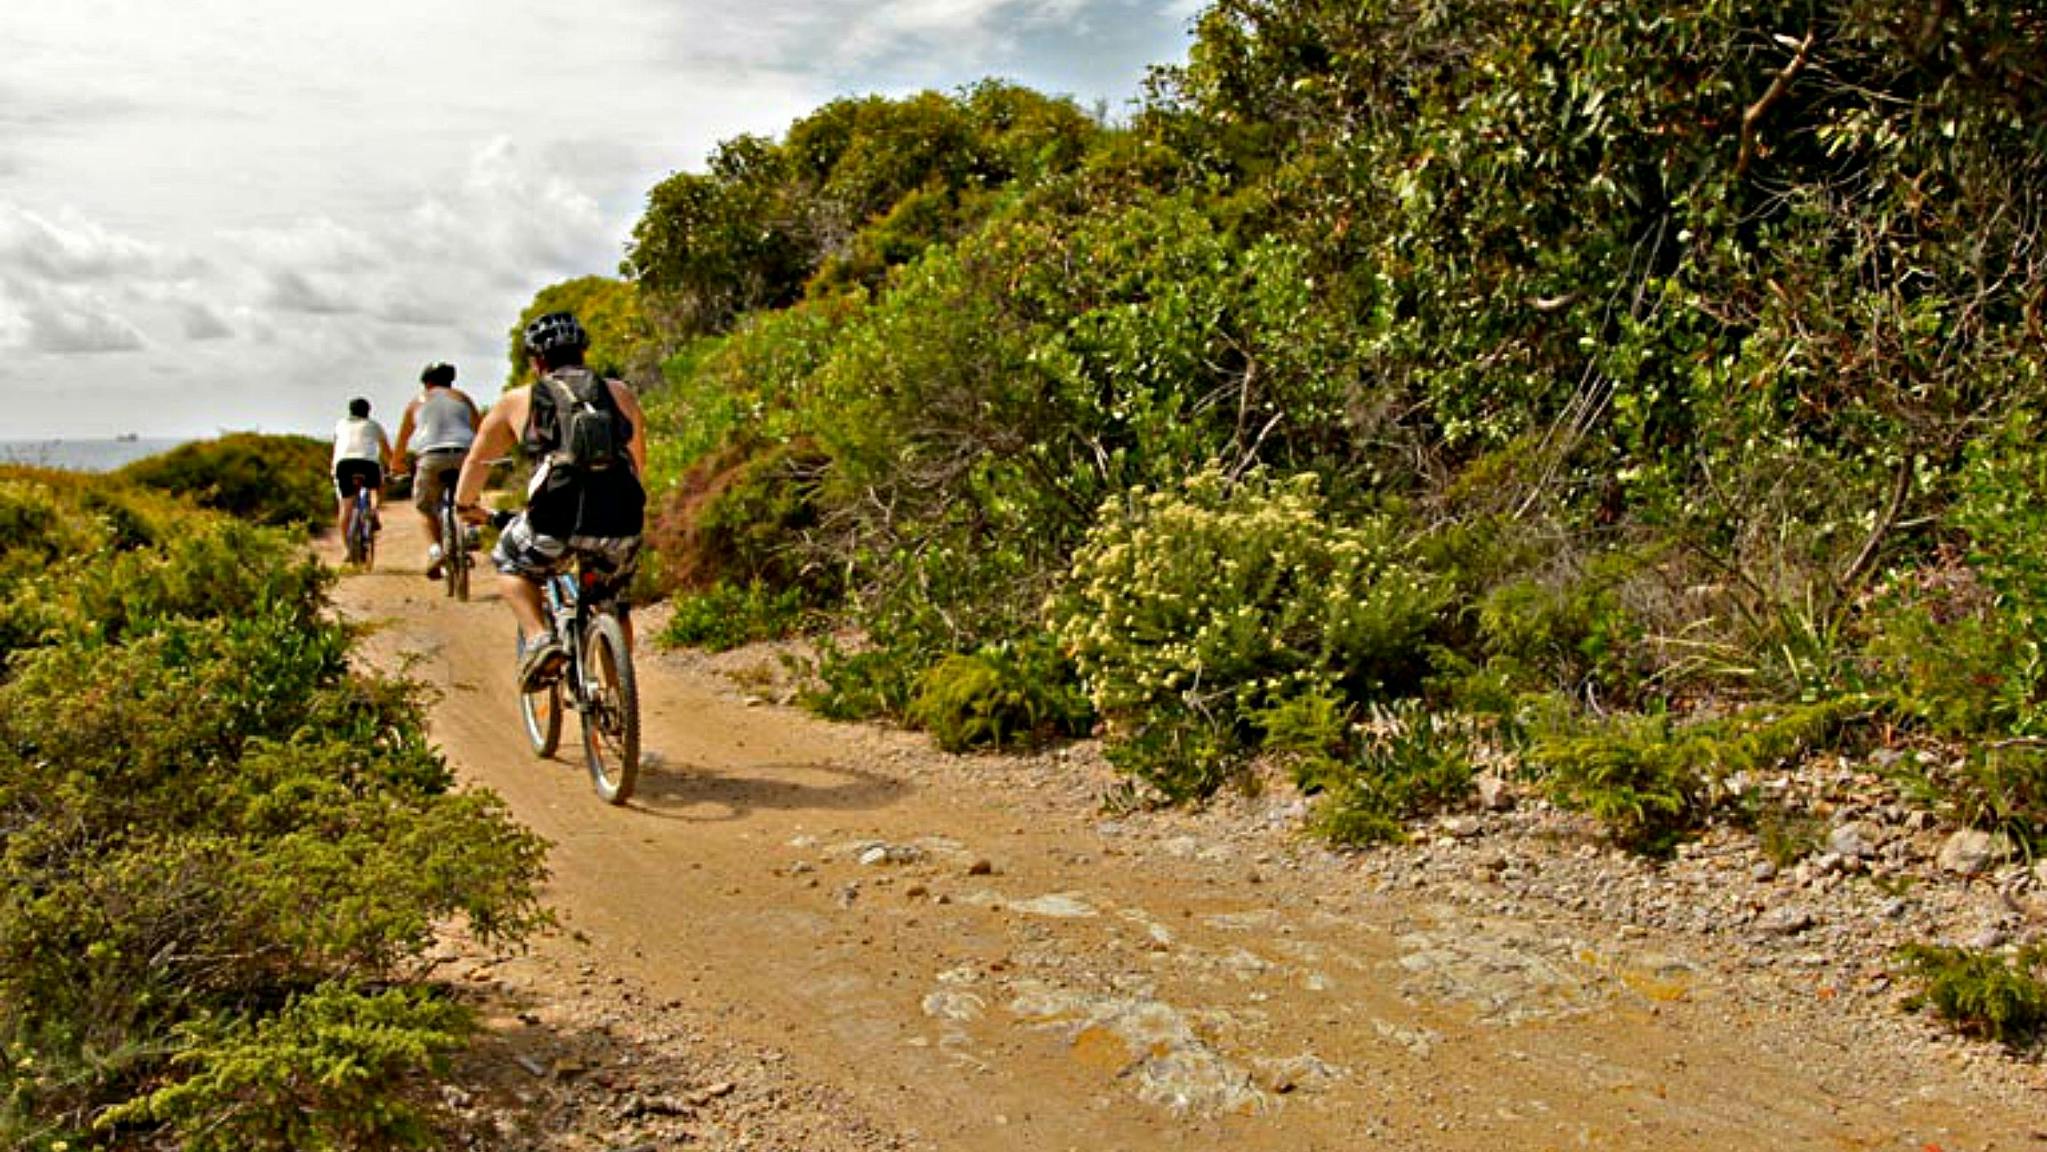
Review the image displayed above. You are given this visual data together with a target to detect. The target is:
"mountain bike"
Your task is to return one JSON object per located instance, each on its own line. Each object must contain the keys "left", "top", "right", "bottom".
{"left": 343, "top": 477, "right": 377, "bottom": 570}
{"left": 512, "top": 535, "right": 640, "bottom": 805}
{"left": 432, "top": 467, "right": 472, "bottom": 601}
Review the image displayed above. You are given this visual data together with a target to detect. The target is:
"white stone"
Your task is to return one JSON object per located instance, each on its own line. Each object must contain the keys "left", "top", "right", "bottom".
{"left": 1936, "top": 829, "right": 2008, "bottom": 876}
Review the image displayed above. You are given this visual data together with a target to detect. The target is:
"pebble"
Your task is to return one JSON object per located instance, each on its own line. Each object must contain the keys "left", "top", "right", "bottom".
{"left": 1827, "top": 822, "right": 1877, "bottom": 860}
{"left": 1754, "top": 906, "right": 1816, "bottom": 937}
{"left": 1475, "top": 773, "right": 1515, "bottom": 812}
{"left": 1936, "top": 829, "right": 2007, "bottom": 876}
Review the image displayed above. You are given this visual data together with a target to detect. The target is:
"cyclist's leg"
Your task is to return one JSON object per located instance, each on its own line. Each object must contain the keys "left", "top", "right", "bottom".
{"left": 332, "top": 465, "right": 353, "bottom": 539}
{"left": 414, "top": 462, "right": 441, "bottom": 548}
{"left": 492, "top": 514, "right": 570, "bottom": 683}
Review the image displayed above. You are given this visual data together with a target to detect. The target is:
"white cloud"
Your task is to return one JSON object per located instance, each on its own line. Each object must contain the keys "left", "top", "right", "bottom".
{"left": 262, "top": 269, "right": 357, "bottom": 316}
{"left": 0, "top": 0, "right": 1191, "bottom": 437}
{"left": 222, "top": 217, "right": 384, "bottom": 273}
{"left": 0, "top": 203, "right": 194, "bottom": 283}
{"left": 3, "top": 283, "right": 148, "bottom": 355}
{"left": 180, "top": 302, "right": 235, "bottom": 341}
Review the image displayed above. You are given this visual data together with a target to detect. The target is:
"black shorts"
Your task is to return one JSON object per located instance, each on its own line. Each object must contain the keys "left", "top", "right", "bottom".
{"left": 333, "top": 460, "right": 383, "bottom": 501}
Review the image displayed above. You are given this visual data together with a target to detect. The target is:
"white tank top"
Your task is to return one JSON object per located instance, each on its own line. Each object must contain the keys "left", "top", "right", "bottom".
{"left": 413, "top": 389, "right": 476, "bottom": 454}
{"left": 332, "top": 416, "right": 385, "bottom": 466}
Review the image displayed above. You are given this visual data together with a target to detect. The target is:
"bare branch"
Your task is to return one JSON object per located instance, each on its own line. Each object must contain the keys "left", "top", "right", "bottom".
{"left": 1737, "top": 30, "right": 1816, "bottom": 177}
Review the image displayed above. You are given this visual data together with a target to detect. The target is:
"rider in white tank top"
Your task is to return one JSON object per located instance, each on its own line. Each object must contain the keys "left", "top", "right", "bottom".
{"left": 390, "top": 362, "right": 483, "bottom": 574}
{"left": 414, "top": 389, "right": 478, "bottom": 454}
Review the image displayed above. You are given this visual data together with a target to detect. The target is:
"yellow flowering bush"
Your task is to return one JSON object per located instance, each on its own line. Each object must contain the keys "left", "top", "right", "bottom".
{"left": 1051, "top": 467, "right": 1443, "bottom": 796}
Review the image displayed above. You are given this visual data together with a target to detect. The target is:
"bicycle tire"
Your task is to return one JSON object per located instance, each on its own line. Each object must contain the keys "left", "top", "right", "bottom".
{"left": 348, "top": 492, "right": 376, "bottom": 570}
{"left": 580, "top": 613, "right": 639, "bottom": 805}
{"left": 441, "top": 499, "right": 469, "bottom": 601}
{"left": 516, "top": 626, "right": 562, "bottom": 756}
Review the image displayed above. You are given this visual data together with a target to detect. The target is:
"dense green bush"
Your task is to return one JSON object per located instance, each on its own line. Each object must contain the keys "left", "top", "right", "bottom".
{"left": 1529, "top": 697, "right": 1869, "bottom": 854}
{"left": 99, "top": 984, "right": 471, "bottom": 1152}
{"left": 1053, "top": 467, "right": 1442, "bottom": 798}
{"left": 1264, "top": 694, "right": 1477, "bottom": 845}
{"left": 120, "top": 432, "right": 332, "bottom": 529}
{"left": 906, "top": 638, "right": 1093, "bottom": 753}
{"left": 0, "top": 484, "right": 546, "bottom": 1148}
{"left": 661, "top": 580, "right": 808, "bottom": 653}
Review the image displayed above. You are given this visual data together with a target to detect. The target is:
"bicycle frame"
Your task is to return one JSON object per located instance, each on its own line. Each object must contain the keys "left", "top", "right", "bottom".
{"left": 542, "top": 571, "right": 589, "bottom": 699}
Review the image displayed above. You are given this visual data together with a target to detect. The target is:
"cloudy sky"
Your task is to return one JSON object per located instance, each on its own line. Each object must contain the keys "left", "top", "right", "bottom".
{"left": 0, "top": 0, "right": 1199, "bottom": 440}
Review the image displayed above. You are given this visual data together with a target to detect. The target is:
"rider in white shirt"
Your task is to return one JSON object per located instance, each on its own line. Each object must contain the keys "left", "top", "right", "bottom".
{"left": 330, "top": 396, "right": 391, "bottom": 542}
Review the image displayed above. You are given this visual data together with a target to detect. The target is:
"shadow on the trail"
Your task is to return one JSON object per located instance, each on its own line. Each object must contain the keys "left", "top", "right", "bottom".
{"left": 627, "top": 759, "right": 906, "bottom": 822}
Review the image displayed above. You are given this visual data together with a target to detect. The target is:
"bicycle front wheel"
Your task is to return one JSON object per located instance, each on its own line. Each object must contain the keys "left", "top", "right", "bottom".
{"left": 580, "top": 614, "right": 639, "bottom": 805}
{"left": 517, "top": 627, "right": 562, "bottom": 756}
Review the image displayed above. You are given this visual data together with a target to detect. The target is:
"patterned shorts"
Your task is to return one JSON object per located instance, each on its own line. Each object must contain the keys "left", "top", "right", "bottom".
{"left": 491, "top": 513, "right": 640, "bottom": 610}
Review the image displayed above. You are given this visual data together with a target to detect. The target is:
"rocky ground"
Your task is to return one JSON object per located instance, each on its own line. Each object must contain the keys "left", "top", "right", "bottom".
{"left": 420, "top": 635, "right": 2042, "bottom": 1150}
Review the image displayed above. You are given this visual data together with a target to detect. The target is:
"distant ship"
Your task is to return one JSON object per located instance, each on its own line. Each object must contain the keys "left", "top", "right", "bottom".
{"left": 116, "top": 433, "right": 139, "bottom": 442}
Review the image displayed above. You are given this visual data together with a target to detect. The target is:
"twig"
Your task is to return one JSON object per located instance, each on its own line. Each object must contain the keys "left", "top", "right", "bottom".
{"left": 1737, "top": 30, "right": 1816, "bottom": 177}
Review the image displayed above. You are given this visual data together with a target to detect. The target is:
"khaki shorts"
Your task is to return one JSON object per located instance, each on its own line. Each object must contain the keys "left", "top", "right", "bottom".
{"left": 411, "top": 449, "right": 467, "bottom": 514}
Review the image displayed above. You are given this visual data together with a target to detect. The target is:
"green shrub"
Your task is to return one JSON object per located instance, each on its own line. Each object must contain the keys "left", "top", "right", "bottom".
{"left": 99, "top": 984, "right": 470, "bottom": 1151}
{"left": 1869, "top": 414, "right": 2047, "bottom": 738}
{"left": 1888, "top": 744, "right": 2047, "bottom": 854}
{"left": 1051, "top": 466, "right": 1443, "bottom": 798}
{"left": 120, "top": 433, "right": 332, "bottom": 529}
{"left": 646, "top": 440, "right": 836, "bottom": 602}
{"left": 0, "top": 496, "right": 546, "bottom": 1147}
{"left": 1529, "top": 697, "right": 1868, "bottom": 855}
{"left": 803, "top": 639, "right": 921, "bottom": 723}
{"left": 661, "top": 580, "right": 807, "bottom": 653}
{"left": 906, "top": 638, "right": 1093, "bottom": 753}
{"left": 1900, "top": 943, "right": 2047, "bottom": 1049}
{"left": 1265, "top": 693, "right": 1476, "bottom": 845}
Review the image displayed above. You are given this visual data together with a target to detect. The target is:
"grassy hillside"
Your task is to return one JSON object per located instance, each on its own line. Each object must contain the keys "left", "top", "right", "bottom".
{"left": 521, "top": 3, "right": 2046, "bottom": 868}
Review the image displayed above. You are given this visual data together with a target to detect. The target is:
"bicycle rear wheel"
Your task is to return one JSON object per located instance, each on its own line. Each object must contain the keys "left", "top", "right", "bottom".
{"left": 441, "top": 500, "right": 469, "bottom": 600}
{"left": 516, "top": 626, "right": 562, "bottom": 756}
{"left": 580, "top": 614, "right": 639, "bottom": 805}
{"left": 349, "top": 497, "right": 376, "bottom": 570}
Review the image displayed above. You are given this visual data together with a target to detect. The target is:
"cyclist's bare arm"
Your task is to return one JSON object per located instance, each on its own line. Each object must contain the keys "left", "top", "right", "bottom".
{"left": 454, "top": 388, "right": 529, "bottom": 523}
{"left": 389, "top": 399, "right": 420, "bottom": 476}
{"left": 608, "top": 379, "right": 648, "bottom": 475}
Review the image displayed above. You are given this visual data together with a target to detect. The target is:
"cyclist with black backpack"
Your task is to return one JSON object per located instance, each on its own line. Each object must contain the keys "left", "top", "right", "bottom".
{"left": 454, "top": 311, "right": 647, "bottom": 689}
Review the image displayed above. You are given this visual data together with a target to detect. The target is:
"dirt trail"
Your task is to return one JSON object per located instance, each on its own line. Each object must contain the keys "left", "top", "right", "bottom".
{"left": 333, "top": 515, "right": 2041, "bottom": 1151}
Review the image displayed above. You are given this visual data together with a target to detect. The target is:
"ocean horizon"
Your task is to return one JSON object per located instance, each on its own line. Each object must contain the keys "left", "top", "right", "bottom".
{"left": 0, "top": 437, "right": 187, "bottom": 473}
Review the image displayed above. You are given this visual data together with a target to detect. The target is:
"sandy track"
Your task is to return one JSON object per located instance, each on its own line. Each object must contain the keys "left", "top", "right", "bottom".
{"left": 332, "top": 513, "right": 2041, "bottom": 1151}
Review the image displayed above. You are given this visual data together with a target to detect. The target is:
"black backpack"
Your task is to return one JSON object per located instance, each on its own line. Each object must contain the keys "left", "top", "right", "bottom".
{"left": 525, "top": 370, "right": 644, "bottom": 540}
{"left": 537, "top": 371, "right": 626, "bottom": 474}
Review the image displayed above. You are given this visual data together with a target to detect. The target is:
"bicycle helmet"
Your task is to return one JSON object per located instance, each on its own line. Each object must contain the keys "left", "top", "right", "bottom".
{"left": 420, "top": 361, "right": 457, "bottom": 387}
{"left": 522, "top": 311, "right": 589, "bottom": 358}
{"left": 348, "top": 397, "right": 371, "bottom": 418}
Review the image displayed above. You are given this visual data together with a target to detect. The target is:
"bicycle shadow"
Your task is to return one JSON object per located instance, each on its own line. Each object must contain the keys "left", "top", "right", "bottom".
{"left": 625, "top": 758, "right": 907, "bottom": 823}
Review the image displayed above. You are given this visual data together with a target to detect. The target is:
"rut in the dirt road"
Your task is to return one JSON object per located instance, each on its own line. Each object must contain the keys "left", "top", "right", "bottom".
{"left": 335, "top": 513, "right": 2041, "bottom": 1151}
